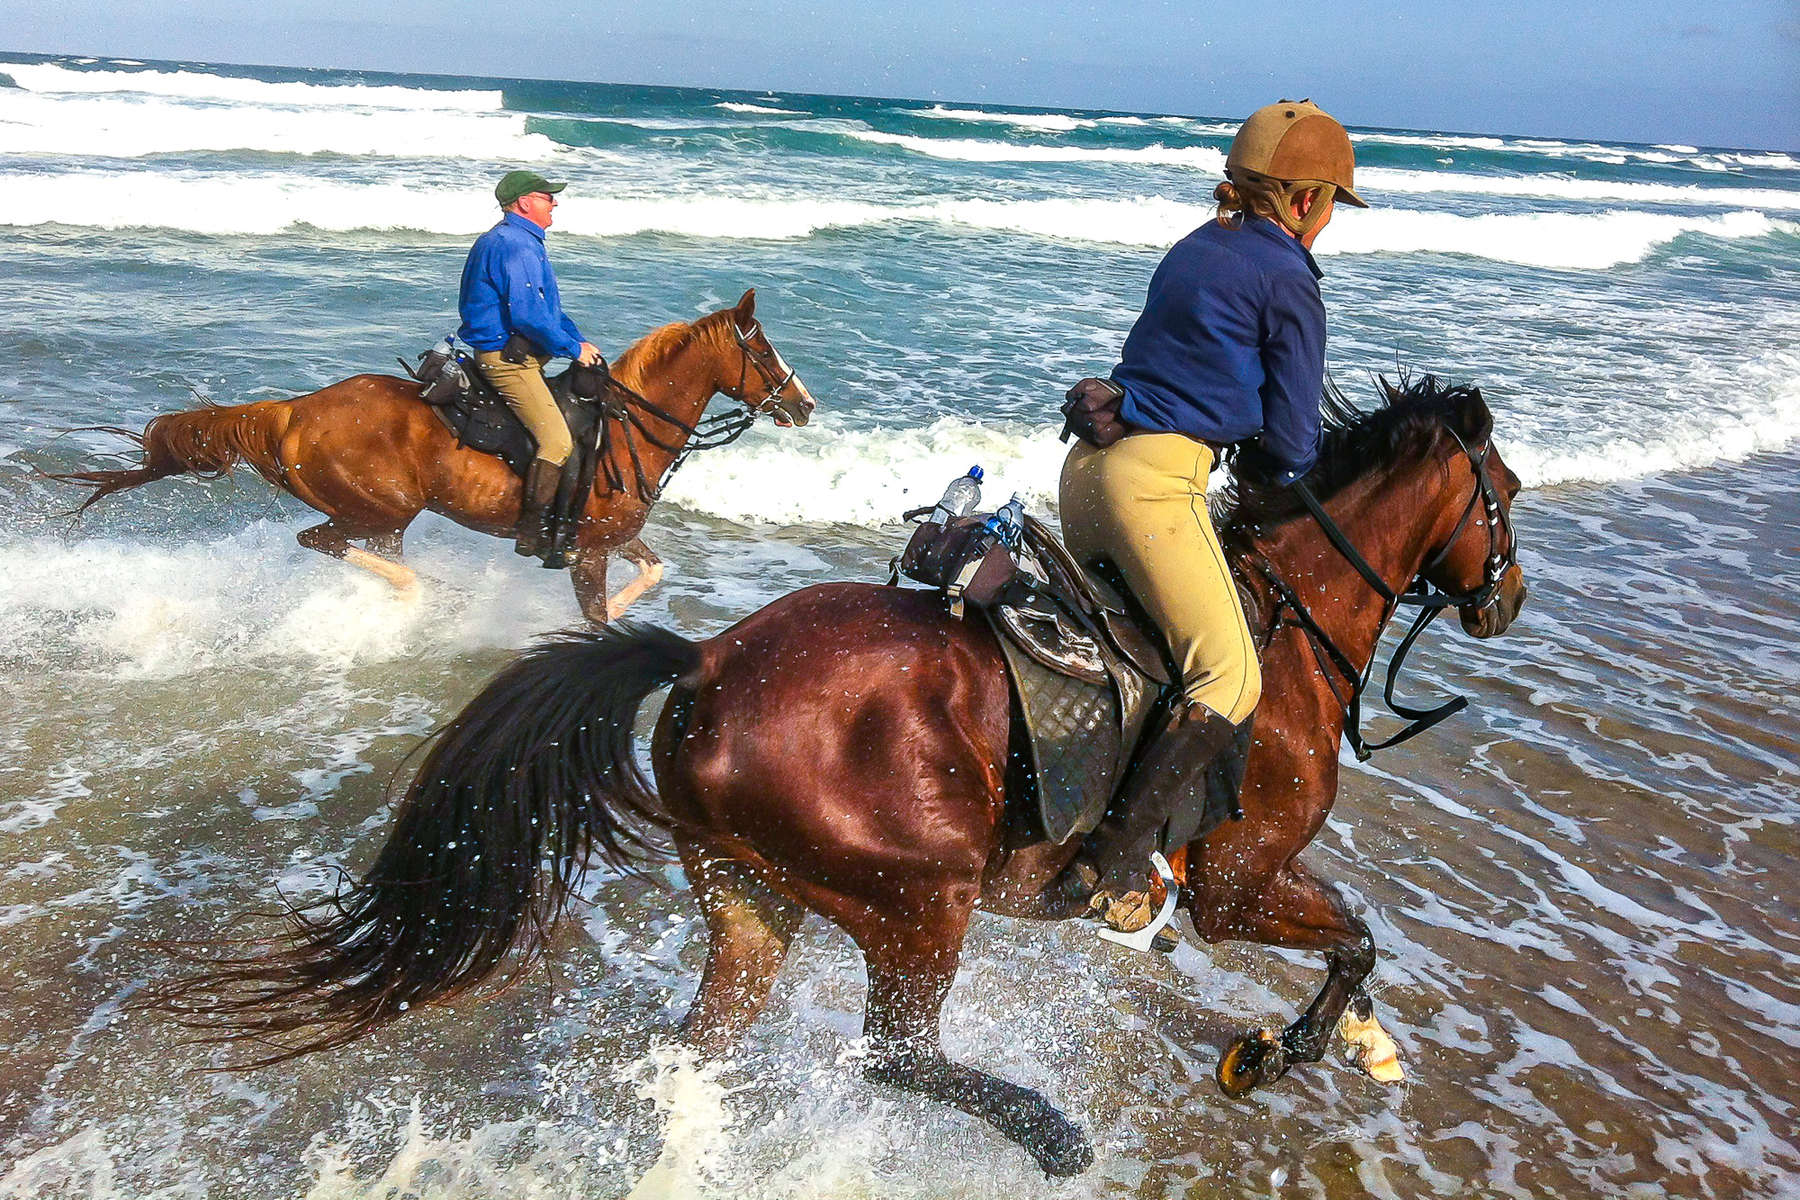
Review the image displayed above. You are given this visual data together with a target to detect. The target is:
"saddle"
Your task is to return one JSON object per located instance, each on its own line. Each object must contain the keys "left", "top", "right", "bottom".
{"left": 895, "top": 510, "right": 1187, "bottom": 845}
{"left": 403, "top": 342, "right": 609, "bottom": 478}
{"left": 401, "top": 342, "right": 621, "bottom": 561}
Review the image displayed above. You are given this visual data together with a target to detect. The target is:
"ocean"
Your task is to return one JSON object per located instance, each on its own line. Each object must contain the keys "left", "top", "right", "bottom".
{"left": 0, "top": 51, "right": 1796, "bottom": 1199}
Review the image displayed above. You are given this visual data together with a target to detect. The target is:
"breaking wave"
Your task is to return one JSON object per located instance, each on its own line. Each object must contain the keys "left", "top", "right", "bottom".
{"left": 0, "top": 61, "right": 503, "bottom": 111}
{"left": 3, "top": 172, "right": 1793, "bottom": 270}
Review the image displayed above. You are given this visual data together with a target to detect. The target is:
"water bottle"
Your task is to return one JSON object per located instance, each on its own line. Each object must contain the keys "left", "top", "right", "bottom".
{"left": 983, "top": 493, "right": 1027, "bottom": 549}
{"left": 930, "top": 465, "right": 984, "bottom": 525}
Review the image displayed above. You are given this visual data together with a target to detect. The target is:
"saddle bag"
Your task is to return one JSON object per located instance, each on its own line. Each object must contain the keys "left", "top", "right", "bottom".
{"left": 403, "top": 340, "right": 473, "bottom": 407}
{"left": 1059, "top": 377, "right": 1128, "bottom": 448}
{"left": 897, "top": 515, "right": 1021, "bottom": 617}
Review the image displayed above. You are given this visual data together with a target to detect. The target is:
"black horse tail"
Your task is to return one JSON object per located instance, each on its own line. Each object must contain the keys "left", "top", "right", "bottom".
{"left": 155, "top": 623, "right": 701, "bottom": 1065}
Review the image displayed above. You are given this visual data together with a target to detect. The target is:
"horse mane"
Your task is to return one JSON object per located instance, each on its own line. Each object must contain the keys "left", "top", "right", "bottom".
{"left": 1218, "top": 373, "right": 1492, "bottom": 553}
{"left": 608, "top": 309, "right": 736, "bottom": 392}
{"left": 609, "top": 319, "right": 697, "bottom": 391}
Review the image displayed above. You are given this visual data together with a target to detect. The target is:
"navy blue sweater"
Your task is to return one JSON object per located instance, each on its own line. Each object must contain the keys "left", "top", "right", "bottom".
{"left": 1112, "top": 216, "right": 1325, "bottom": 485}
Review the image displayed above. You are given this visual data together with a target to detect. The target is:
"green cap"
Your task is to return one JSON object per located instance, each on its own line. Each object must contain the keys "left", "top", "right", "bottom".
{"left": 495, "top": 170, "right": 566, "bottom": 207}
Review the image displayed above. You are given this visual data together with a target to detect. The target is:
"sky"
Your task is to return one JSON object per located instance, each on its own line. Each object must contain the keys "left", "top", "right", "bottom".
{"left": 3, "top": 0, "right": 1796, "bottom": 149}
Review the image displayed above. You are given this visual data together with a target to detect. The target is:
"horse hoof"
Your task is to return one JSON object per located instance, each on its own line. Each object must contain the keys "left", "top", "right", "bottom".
{"left": 1217, "top": 1028, "right": 1287, "bottom": 1099}
{"left": 1028, "top": 1121, "right": 1095, "bottom": 1178}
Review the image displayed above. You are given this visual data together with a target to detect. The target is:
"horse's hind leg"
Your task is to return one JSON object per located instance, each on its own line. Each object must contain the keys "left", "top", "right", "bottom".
{"left": 297, "top": 519, "right": 418, "bottom": 592}
{"left": 678, "top": 846, "right": 804, "bottom": 1058}
{"left": 852, "top": 902, "right": 1094, "bottom": 1178}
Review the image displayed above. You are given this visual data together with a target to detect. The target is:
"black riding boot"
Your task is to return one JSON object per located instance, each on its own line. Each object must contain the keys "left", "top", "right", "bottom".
{"left": 538, "top": 463, "right": 584, "bottom": 570}
{"left": 514, "top": 458, "right": 559, "bottom": 559}
{"left": 1056, "top": 703, "right": 1254, "bottom": 911}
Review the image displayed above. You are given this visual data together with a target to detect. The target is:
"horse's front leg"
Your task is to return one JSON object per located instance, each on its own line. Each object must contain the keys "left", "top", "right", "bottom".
{"left": 603, "top": 536, "right": 664, "bottom": 622}
{"left": 1190, "top": 858, "right": 1398, "bottom": 1096}
{"left": 569, "top": 549, "right": 611, "bottom": 625}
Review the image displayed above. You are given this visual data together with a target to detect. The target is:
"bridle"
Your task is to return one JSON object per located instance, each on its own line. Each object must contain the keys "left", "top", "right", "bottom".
{"left": 589, "top": 320, "right": 803, "bottom": 504}
{"left": 1250, "top": 426, "right": 1519, "bottom": 760}
{"left": 732, "top": 321, "right": 799, "bottom": 416}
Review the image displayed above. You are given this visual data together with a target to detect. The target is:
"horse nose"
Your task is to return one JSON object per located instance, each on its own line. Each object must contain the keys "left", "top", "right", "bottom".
{"left": 784, "top": 382, "right": 817, "bottom": 427}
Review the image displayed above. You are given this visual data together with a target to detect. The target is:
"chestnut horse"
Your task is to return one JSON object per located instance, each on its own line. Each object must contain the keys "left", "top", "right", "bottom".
{"left": 57, "top": 290, "right": 814, "bottom": 624}
{"left": 162, "top": 378, "right": 1526, "bottom": 1176}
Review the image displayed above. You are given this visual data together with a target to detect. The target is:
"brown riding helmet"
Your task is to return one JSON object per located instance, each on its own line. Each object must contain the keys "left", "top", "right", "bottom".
{"left": 1225, "top": 99, "right": 1367, "bottom": 235}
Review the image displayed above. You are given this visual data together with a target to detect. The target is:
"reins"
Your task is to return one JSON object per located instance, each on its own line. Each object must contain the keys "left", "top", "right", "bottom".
{"left": 1250, "top": 427, "right": 1517, "bottom": 761}
{"left": 590, "top": 320, "right": 792, "bottom": 504}
{"left": 592, "top": 383, "right": 755, "bottom": 505}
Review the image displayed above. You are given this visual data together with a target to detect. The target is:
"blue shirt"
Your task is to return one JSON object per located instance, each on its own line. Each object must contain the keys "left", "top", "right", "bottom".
{"left": 1112, "top": 216, "right": 1326, "bottom": 485}
{"left": 457, "top": 212, "right": 585, "bottom": 360}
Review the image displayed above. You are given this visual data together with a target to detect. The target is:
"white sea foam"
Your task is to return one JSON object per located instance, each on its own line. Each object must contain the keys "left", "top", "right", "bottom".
{"left": 908, "top": 103, "right": 1091, "bottom": 132}
{"left": 661, "top": 416, "right": 1069, "bottom": 527}
{"left": 1713, "top": 151, "right": 1800, "bottom": 170}
{"left": 844, "top": 127, "right": 1229, "bottom": 170}
{"left": 1355, "top": 129, "right": 1799, "bottom": 173}
{"left": 0, "top": 521, "right": 579, "bottom": 678}
{"left": 1505, "top": 350, "right": 1800, "bottom": 489}
{"left": 4, "top": 172, "right": 1793, "bottom": 271}
{"left": 0, "top": 89, "right": 557, "bottom": 159}
{"left": 714, "top": 101, "right": 804, "bottom": 116}
{"left": 662, "top": 352, "right": 1800, "bottom": 528}
{"left": 1362, "top": 166, "right": 1800, "bottom": 211}
{"left": 1321, "top": 208, "right": 1800, "bottom": 269}
{"left": 2, "top": 61, "right": 503, "bottom": 111}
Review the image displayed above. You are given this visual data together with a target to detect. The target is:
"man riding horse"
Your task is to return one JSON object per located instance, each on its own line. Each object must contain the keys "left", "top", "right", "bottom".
{"left": 459, "top": 169, "right": 607, "bottom": 564}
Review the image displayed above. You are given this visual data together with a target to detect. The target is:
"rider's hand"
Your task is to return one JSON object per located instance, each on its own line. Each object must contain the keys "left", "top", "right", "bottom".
{"left": 576, "top": 342, "right": 605, "bottom": 368}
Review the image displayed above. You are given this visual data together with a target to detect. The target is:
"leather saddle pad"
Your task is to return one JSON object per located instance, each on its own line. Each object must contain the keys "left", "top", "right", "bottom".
{"left": 986, "top": 522, "right": 1175, "bottom": 845}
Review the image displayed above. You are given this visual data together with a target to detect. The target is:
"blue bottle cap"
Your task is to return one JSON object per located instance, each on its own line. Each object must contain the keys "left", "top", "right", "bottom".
{"left": 968, "top": 465, "right": 984, "bottom": 481}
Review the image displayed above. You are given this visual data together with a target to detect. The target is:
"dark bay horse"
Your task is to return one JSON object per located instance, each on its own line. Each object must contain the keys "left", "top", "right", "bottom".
{"left": 162, "top": 378, "right": 1526, "bottom": 1176}
{"left": 57, "top": 290, "right": 814, "bottom": 624}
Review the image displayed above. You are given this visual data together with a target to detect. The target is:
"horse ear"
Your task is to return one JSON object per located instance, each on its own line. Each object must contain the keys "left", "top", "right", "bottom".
{"left": 1456, "top": 386, "right": 1494, "bottom": 442}
{"left": 736, "top": 288, "right": 757, "bottom": 317}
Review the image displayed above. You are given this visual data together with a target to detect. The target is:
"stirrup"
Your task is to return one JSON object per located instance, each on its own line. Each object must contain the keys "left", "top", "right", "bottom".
{"left": 1096, "top": 851, "right": 1179, "bottom": 952}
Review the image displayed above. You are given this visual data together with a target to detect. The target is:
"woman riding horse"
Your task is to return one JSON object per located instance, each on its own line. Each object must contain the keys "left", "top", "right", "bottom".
{"left": 1058, "top": 99, "right": 1368, "bottom": 928}
{"left": 152, "top": 374, "right": 1528, "bottom": 1179}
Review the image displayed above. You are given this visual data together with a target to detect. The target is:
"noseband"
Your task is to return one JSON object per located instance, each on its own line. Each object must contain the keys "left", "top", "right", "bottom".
{"left": 1255, "top": 428, "right": 1520, "bottom": 759}
{"left": 732, "top": 321, "right": 798, "bottom": 414}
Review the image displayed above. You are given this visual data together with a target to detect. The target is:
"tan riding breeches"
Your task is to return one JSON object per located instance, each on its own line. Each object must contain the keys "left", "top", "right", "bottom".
{"left": 474, "top": 350, "right": 573, "bottom": 467}
{"left": 1059, "top": 433, "right": 1262, "bottom": 724}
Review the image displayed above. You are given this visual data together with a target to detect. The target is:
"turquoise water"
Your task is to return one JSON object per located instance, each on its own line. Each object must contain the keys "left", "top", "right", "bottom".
{"left": 1, "top": 52, "right": 1797, "bottom": 1199}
